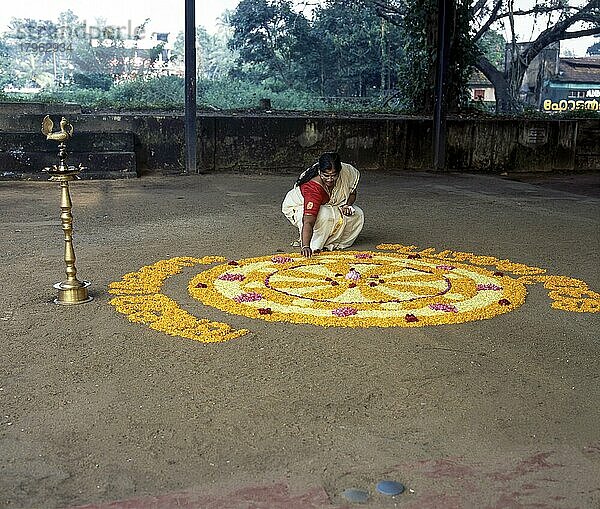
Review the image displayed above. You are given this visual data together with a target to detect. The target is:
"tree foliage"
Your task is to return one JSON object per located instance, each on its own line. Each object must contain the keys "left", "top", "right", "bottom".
{"left": 366, "top": 0, "right": 600, "bottom": 113}
{"left": 172, "top": 26, "right": 238, "bottom": 80}
{"left": 470, "top": 0, "right": 600, "bottom": 112}
{"left": 227, "top": 0, "right": 408, "bottom": 98}
{"left": 228, "top": 0, "right": 307, "bottom": 85}
{"left": 310, "top": 0, "right": 406, "bottom": 96}
{"left": 3, "top": 1, "right": 598, "bottom": 115}
{"left": 363, "top": 0, "right": 476, "bottom": 111}
{"left": 0, "top": 10, "right": 173, "bottom": 91}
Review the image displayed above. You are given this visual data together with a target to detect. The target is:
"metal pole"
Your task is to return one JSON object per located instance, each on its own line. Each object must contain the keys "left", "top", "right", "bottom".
{"left": 184, "top": 0, "right": 197, "bottom": 174}
{"left": 433, "top": 0, "right": 450, "bottom": 171}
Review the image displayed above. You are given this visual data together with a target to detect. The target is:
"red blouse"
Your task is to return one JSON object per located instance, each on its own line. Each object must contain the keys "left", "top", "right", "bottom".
{"left": 300, "top": 180, "right": 329, "bottom": 216}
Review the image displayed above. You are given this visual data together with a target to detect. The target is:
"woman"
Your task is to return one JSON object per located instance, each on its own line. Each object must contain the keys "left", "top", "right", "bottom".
{"left": 282, "top": 152, "right": 364, "bottom": 257}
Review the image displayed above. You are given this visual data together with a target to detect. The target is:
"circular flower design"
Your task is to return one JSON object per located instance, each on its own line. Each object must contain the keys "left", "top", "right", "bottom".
{"left": 189, "top": 251, "right": 527, "bottom": 327}
{"left": 107, "top": 246, "right": 597, "bottom": 343}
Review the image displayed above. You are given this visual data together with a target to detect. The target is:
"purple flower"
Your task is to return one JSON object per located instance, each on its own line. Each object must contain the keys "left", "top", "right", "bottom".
{"left": 271, "top": 256, "right": 293, "bottom": 264}
{"left": 429, "top": 303, "right": 458, "bottom": 313}
{"left": 436, "top": 264, "right": 455, "bottom": 271}
{"left": 258, "top": 307, "right": 273, "bottom": 315}
{"left": 477, "top": 283, "right": 502, "bottom": 291}
{"left": 498, "top": 298, "right": 511, "bottom": 306}
{"left": 405, "top": 313, "right": 419, "bottom": 323}
{"left": 355, "top": 253, "right": 373, "bottom": 259}
{"left": 233, "top": 292, "right": 263, "bottom": 303}
{"left": 345, "top": 269, "right": 361, "bottom": 281}
{"left": 218, "top": 273, "right": 245, "bottom": 281}
{"left": 331, "top": 306, "right": 358, "bottom": 317}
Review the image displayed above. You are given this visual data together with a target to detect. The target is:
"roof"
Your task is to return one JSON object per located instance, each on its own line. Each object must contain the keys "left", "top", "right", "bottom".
{"left": 467, "top": 70, "right": 493, "bottom": 87}
{"left": 554, "top": 57, "right": 600, "bottom": 84}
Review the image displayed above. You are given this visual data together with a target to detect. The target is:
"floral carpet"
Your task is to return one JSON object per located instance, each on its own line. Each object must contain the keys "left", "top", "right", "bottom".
{"left": 108, "top": 244, "right": 599, "bottom": 343}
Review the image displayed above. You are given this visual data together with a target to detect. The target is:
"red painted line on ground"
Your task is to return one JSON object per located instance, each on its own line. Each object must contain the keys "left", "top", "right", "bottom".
{"left": 68, "top": 482, "right": 332, "bottom": 509}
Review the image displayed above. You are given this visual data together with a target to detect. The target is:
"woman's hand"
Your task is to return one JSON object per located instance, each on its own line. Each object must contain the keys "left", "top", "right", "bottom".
{"left": 301, "top": 214, "right": 316, "bottom": 258}
{"left": 301, "top": 246, "right": 313, "bottom": 257}
{"left": 340, "top": 204, "right": 355, "bottom": 216}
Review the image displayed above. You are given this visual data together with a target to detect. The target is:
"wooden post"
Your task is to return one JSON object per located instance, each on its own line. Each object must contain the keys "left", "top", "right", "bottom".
{"left": 433, "top": 0, "right": 451, "bottom": 171}
{"left": 184, "top": 0, "right": 197, "bottom": 174}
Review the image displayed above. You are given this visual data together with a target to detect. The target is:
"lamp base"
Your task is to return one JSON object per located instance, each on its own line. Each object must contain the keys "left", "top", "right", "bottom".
{"left": 53, "top": 281, "right": 93, "bottom": 305}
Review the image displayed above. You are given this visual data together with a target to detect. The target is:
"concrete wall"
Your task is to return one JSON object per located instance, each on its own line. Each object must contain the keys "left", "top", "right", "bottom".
{"left": 0, "top": 104, "right": 598, "bottom": 178}
{"left": 120, "top": 113, "right": 600, "bottom": 174}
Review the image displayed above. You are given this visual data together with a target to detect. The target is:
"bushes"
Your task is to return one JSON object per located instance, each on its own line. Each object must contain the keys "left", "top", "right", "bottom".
{"left": 9, "top": 76, "right": 330, "bottom": 112}
{"left": 111, "top": 76, "right": 184, "bottom": 109}
{"left": 200, "top": 79, "right": 327, "bottom": 110}
{"left": 72, "top": 72, "right": 113, "bottom": 91}
{"left": 21, "top": 75, "right": 185, "bottom": 111}
{"left": 5, "top": 74, "right": 597, "bottom": 118}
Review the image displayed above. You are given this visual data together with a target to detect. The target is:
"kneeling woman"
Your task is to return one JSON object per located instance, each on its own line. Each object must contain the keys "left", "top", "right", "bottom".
{"left": 282, "top": 152, "right": 364, "bottom": 257}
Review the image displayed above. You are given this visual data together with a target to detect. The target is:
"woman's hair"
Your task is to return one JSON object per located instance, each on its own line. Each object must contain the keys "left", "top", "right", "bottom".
{"left": 295, "top": 152, "right": 342, "bottom": 186}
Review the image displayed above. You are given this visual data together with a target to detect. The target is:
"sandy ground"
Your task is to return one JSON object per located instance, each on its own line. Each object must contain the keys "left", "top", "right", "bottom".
{"left": 0, "top": 170, "right": 599, "bottom": 509}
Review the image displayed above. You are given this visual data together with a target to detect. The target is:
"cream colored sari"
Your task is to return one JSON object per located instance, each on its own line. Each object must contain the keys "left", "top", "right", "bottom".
{"left": 281, "top": 163, "right": 364, "bottom": 251}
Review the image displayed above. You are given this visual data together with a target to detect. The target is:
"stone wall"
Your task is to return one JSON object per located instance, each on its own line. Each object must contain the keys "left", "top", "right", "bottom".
{"left": 0, "top": 103, "right": 598, "bottom": 178}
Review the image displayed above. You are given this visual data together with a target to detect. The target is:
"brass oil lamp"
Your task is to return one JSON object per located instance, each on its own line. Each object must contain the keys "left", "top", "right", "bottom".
{"left": 41, "top": 115, "right": 92, "bottom": 305}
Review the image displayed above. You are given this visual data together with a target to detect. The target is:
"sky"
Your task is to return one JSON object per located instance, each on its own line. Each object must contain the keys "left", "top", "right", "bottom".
{"left": 0, "top": 0, "right": 241, "bottom": 38}
{"left": 0, "top": 0, "right": 596, "bottom": 56}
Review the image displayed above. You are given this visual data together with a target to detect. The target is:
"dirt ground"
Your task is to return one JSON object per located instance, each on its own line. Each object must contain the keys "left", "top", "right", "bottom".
{"left": 1, "top": 169, "right": 599, "bottom": 509}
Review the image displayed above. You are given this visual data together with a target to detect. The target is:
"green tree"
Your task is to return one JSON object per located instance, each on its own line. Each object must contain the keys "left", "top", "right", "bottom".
{"left": 366, "top": 0, "right": 475, "bottom": 112}
{"left": 0, "top": 40, "right": 12, "bottom": 88}
{"left": 59, "top": 11, "right": 161, "bottom": 81}
{"left": 310, "top": 0, "right": 406, "bottom": 97}
{"left": 228, "top": 0, "right": 310, "bottom": 86}
{"left": 172, "top": 26, "right": 237, "bottom": 80}
{"left": 1, "top": 17, "right": 59, "bottom": 87}
{"left": 227, "top": 0, "right": 407, "bottom": 97}
{"left": 367, "top": 0, "right": 600, "bottom": 113}
{"left": 478, "top": 30, "right": 505, "bottom": 69}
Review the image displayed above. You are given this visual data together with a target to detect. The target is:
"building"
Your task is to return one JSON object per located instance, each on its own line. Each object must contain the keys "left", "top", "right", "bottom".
{"left": 467, "top": 70, "right": 496, "bottom": 104}
{"left": 540, "top": 56, "right": 600, "bottom": 112}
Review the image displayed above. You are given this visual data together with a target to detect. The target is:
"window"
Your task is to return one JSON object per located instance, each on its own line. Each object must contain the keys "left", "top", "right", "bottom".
{"left": 473, "top": 89, "right": 485, "bottom": 100}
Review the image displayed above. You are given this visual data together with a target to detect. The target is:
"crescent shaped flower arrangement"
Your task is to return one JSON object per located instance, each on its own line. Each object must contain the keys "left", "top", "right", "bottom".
{"left": 108, "top": 245, "right": 599, "bottom": 343}
{"left": 108, "top": 256, "right": 248, "bottom": 343}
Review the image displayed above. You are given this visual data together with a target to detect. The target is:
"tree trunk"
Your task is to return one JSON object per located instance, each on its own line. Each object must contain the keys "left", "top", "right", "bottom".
{"left": 475, "top": 55, "right": 523, "bottom": 113}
